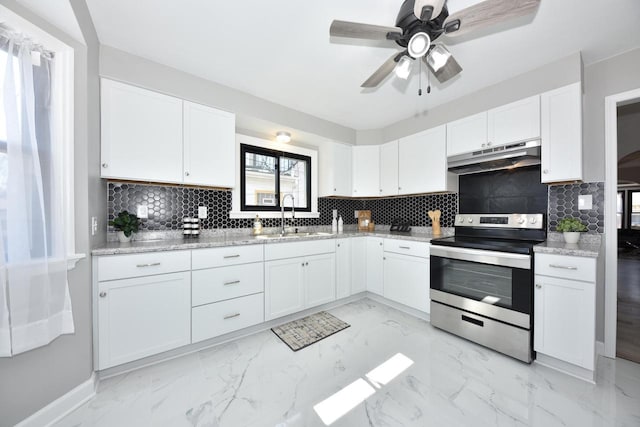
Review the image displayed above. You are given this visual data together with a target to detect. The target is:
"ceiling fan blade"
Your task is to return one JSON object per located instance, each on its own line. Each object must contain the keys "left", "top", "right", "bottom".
{"left": 330, "top": 20, "right": 403, "bottom": 41}
{"left": 425, "top": 45, "right": 462, "bottom": 83}
{"left": 413, "top": 0, "right": 446, "bottom": 21}
{"left": 361, "top": 52, "right": 403, "bottom": 88}
{"left": 443, "top": 0, "right": 540, "bottom": 37}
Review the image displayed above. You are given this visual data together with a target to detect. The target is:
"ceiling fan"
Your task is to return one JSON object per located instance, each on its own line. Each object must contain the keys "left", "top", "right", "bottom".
{"left": 330, "top": 0, "right": 541, "bottom": 89}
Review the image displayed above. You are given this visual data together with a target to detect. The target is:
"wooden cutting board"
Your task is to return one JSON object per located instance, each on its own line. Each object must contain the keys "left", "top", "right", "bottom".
{"left": 358, "top": 210, "right": 372, "bottom": 231}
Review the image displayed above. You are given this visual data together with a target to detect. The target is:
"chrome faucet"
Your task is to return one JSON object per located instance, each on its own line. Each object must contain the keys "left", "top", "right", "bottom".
{"left": 281, "top": 194, "right": 295, "bottom": 235}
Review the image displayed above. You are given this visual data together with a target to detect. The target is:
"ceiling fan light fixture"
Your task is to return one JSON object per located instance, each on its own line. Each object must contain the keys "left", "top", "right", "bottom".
{"left": 394, "top": 56, "right": 412, "bottom": 80}
{"left": 426, "top": 45, "right": 462, "bottom": 83}
{"left": 407, "top": 32, "right": 431, "bottom": 58}
{"left": 276, "top": 131, "right": 291, "bottom": 143}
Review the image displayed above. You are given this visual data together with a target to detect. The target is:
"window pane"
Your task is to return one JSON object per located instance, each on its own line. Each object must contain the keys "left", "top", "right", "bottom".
{"left": 617, "top": 192, "right": 624, "bottom": 229}
{"left": 244, "top": 152, "right": 276, "bottom": 207}
{"left": 280, "top": 156, "right": 308, "bottom": 209}
{"left": 632, "top": 192, "right": 640, "bottom": 229}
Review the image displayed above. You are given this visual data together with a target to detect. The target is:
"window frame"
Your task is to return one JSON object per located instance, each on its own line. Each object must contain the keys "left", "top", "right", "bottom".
{"left": 240, "top": 143, "right": 312, "bottom": 212}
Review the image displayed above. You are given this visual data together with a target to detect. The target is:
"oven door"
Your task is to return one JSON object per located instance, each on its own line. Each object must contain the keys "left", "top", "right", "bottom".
{"left": 430, "top": 246, "right": 532, "bottom": 329}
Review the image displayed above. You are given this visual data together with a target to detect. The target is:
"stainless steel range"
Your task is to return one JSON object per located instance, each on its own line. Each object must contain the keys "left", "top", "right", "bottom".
{"left": 429, "top": 213, "right": 546, "bottom": 363}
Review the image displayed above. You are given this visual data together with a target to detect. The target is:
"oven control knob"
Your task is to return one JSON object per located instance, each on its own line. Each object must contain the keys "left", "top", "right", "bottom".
{"left": 530, "top": 217, "right": 537, "bottom": 224}
{"left": 468, "top": 217, "right": 473, "bottom": 223}
{"left": 458, "top": 217, "right": 464, "bottom": 223}
{"left": 518, "top": 218, "right": 526, "bottom": 224}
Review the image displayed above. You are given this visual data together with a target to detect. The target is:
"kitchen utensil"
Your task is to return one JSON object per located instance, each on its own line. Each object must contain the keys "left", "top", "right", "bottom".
{"left": 428, "top": 210, "right": 441, "bottom": 236}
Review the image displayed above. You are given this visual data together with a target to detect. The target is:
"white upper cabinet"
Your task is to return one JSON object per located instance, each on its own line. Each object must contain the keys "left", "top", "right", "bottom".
{"left": 101, "top": 79, "right": 183, "bottom": 183}
{"left": 487, "top": 95, "right": 540, "bottom": 146}
{"left": 446, "top": 111, "right": 488, "bottom": 156}
{"left": 101, "top": 79, "right": 236, "bottom": 187}
{"left": 352, "top": 145, "right": 380, "bottom": 197}
{"left": 540, "top": 82, "right": 583, "bottom": 183}
{"left": 183, "top": 101, "right": 235, "bottom": 187}
{"left": 399, "top": 125, "right": 457, "bottom": 194}
{"left": 319, "top": 141, "right": 352, "bottom": 197}
{"left": 379, "top": 140, "right": 399, "bottom": 196}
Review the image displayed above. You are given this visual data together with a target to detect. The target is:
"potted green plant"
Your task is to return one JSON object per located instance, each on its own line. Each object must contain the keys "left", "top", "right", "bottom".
{"left": 556, "top": 217, "right": 587, "bottom": 244}
{"left": 109, "top": 210, "right": 140, "bottom": 243}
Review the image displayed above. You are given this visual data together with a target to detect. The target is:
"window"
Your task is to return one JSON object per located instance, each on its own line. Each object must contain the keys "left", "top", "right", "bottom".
{"left": 240, "top": 144, "right": 311, "bottom": 212}
{"left": 617, "top": 191, "right": 624, "bottom": 229}
{"left": 632, "top": 191, "right": 640, "bottom": 229}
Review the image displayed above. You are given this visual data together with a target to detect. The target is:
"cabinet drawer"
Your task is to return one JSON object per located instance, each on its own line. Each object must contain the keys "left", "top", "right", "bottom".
{"left": 192, "top": 263, "right": 264, "bottom": 306}
{"left": 384, "top": 239, "right": 430, "bottom": 258}
{"left": 535, "top": 253, "right": 595, "bottom": 282}
{"left": 264, "top": 239, "right": 335, "bottom": 261}
{"left": 192, "top": 293, "right": 264, "bottom": 343}
{"left": 97, "top": 250, "right": 191, "bottom": 281}
{"left": 192, "top": 245, "right": 263, "bottom": 270}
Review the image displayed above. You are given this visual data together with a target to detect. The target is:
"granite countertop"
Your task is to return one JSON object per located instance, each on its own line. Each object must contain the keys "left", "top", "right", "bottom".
{"left": 533, "top": 233, "right": 602, "bottom": 258}
{"left": 92, "top": 228, "right": 454, "bottom": 256}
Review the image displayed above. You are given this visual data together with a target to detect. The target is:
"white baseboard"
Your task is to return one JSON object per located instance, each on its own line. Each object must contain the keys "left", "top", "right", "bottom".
{"left": 535, "top": 353, "right": 595, "bottom": 384}
{"left": 16, "top": 373, "right": 97, "bottom": 427}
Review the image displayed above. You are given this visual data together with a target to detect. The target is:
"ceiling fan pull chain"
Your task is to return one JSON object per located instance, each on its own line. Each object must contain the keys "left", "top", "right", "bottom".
{"left": 418, "top": 59, "right": 422, "bottom": 96}
{"left": 427, "top": 65, "right": 431, "bottom": 94}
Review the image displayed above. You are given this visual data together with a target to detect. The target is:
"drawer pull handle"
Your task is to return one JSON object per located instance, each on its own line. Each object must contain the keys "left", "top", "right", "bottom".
{"left": 461, "top": 315, "right": 484, "bottom": 327}
{"left": 224, "top": 255, "right": 241, "bottom": 259}
{"left": 549, "top": 264, "right": 577, "bottom": 270}
{"left": 536, "top": 284, "right": 542, "bottom": 289}
{"left": 224, "top": 280, "right": 241, "bottom": 286}
{"left": 399, "top": 246, "right": 411, "bottom": 249}
{"left": 136, "top": 262, "right": 161, "bottom": 268}
{"left": 224, "top": 313, "right": 241, "bottom": 320}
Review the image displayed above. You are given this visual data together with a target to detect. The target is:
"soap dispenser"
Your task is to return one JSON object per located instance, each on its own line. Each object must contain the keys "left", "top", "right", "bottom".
{"left": 338, "top": 215, "right": 344, "bottom": 233}
{"left": 331, "top": 210, "right": 338, "bottom": 233}
{"left": 253, "top": 215, "right": 263, "bottom": 235}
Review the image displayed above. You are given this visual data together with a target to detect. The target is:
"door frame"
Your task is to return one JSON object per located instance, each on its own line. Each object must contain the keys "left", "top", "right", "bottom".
{"left": 604, "top": 88, "right": 640, "bottom": 358}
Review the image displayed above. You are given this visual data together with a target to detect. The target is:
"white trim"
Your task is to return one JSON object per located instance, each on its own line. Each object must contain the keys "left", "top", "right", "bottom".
{"left": 535, "top": 353, "right": 595, "bottom": 383}
{"left": 15, "top": 373, "right": 96, "bottom": 427}
{"left": 604, "top": 87, "right": 640, "bottom": 359}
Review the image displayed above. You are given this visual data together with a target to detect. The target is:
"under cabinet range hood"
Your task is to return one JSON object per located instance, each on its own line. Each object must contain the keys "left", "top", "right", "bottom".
{"left": 448, "top": 140, "right": 541, "bottom": 175}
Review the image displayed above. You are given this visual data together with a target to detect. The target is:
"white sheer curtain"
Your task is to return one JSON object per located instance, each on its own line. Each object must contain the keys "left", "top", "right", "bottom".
{"left": 0, "top": 29, "right": 73, "bottom": 356}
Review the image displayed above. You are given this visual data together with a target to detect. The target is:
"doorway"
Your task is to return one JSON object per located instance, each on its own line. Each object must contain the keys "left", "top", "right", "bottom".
{"left": 616, "top": 103, "right": 640, "bottom": 363}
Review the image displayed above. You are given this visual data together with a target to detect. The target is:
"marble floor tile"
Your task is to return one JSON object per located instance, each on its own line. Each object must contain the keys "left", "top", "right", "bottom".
{"left": 54, "top": 299, "right": 640, "bottom": 427}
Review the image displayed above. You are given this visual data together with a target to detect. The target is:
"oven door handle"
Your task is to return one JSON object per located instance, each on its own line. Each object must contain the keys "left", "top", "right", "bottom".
{"left": 429, "top": 246, "right": 531, "bottom": 270}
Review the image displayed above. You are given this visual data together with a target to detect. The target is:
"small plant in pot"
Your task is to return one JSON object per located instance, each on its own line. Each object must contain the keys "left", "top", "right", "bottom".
{"left": 556, "top": 217, "right": 587, "bottom": 244}
{"left": 109, "top": 211, "right": 140, "bottom": 243}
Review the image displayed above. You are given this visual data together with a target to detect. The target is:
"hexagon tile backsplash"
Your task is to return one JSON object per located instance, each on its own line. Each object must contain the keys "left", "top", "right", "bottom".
{"left": 548, "top": 182, "right": 604, "bottom": 233}
{"left": 107, "top": 182, "right": 459, "bottom": 232}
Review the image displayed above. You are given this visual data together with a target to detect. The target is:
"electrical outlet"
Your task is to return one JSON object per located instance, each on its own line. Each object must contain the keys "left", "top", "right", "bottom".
{"left": 333, "top": 209, "right": 338, "bottom": 220}
{"left": 91, "top": 217, "right": 98, "bottom": 236}
{"left": 354, "top": 210, "right": 359, "bottom": 219}
{"left": 198, "top": 206, "right": 208, "bottom": 219}
{"left": 137, "top": 205, "right": 149, "bottom": 219}
{"left": 578, "top": 195, "right": 593, "bottom": 210}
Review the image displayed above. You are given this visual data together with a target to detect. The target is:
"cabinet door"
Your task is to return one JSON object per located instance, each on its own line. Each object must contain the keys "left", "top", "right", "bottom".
{"left": 379, "top": 140, "right": 399, "bottom": 196}
{"left": 352, "top": 145, "right": 380, "bottom": 197}
{"left": 446, "top": 111, "right": 488, "bottom": 156}
{"left": 366, "top": 237, "right": 384, "bottom": 295}
{"left": 336, "top": 239, "right": 352, "bottom": 299}
{"left": 306, "top": 253, "right": 336, "bottom": 308}
{"left": 351, "top": 237, "right": 367, "bottom": 294}
{"left": 534, "top": 275, "right": 595, "bottom": 370}
{"left": 540, "top": 82, "right": 582, "bottom": 183}
{"left": 319, "top": 142, "right": 352, "bottom": 197}
{"left": 383, "top": 253, "right": 430, "bottom": 313}
{"left": 265, "top": 258, "right": 305, "bottom": 320}
{"left": 97, "top": 272, "right": 191, "bottom": 370}
{"left": 183, "top": 101, "right": 236, "bottom": 187}
{"left": 101, "top": 79, "right": 183, "bottom": 183}
{"left": 399, "top": 125, "right": 456, "bottom": 194}
{"left": 487, "top": 95, "right": 540, "bottom": 147}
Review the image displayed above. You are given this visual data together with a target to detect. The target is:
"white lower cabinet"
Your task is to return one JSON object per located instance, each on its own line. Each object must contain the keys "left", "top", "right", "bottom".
{"left": 383, "top": 253, "right": 430, "bottom": 313}
{"left": 264, "top": 245, "right": 336, "bottom": 321}
{"left": 97, "top": 272, "right": 191, "bottom": 370}
{"left": 351, "top": 237, "right": 367, "bottom": 294}
{"left": 534, "top": 253, "right": 596, "bottom": 373}
{"left": 366, "top": 237, "right": 384, "bottom": 295}
{"left": 336, "top": 239, "right": 352, "bottom": 299}
{"left": 192, "top": 293, "right": 264, "bottom": 343}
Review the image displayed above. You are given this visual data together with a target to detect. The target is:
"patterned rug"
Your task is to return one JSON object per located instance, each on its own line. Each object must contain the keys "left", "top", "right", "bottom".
{"left": 271, "top": 311, "right": 350, "bottom": 352}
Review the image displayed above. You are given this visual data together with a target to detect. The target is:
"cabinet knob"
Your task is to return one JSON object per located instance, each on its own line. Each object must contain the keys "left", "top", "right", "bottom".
{"left": 337, "top": 244, "right": 341, "bottom": 247}
{"left": 302, "top": 263, "right": 305, "bottom": 267}
{"left": 398, "top": 187, "right": 402, "bottom": 190}
{"left": 334, "top": 188, "right": 337, "bottom": 191}
{"left": 99, "top": 291, "right": 107, "bottom": 298}
{"left": 543, "top": 169, "right": 549, "bottom": 174}
{"left": 102, "top": 163, "right": 108, "bottom": 168}
{"left": 383, "top": 257, "right": 386, "bottom": 260}
{"left": 487, "top": 142, "right": 492, "bottom": 147}
{"left": 379, "top": 242, "right": 382, "bottom": 246}
{"left": 185, "top": 171, "right": 190, "bottom": 176}
{"left": 305, "top": 262, "right": 309, "bottom": 266}
{"left": 481, "top": 143, "right": 486, "bottom": 148}
{"left": 535, "top": 284, "right": 541, "bottom": 289}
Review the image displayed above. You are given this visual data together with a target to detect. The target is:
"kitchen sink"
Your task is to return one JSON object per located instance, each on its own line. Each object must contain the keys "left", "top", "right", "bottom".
{"left": 255, "top": 232, "right": 333, "bottom": 240}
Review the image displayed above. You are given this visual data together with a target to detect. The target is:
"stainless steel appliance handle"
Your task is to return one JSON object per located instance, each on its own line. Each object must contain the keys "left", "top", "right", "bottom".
{"left": 548, "top": 264, "right": 578, "bottom": 270}
{"left": 429, "top": 245, "right": 530, "bottom": 270}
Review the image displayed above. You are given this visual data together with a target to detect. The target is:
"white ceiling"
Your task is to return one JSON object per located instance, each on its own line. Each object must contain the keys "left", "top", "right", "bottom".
{"left": 84, "top": 0, "right": 640, "bottom": 130}
{"left": 15, "top": 0, "right": 84, "bottom": 44}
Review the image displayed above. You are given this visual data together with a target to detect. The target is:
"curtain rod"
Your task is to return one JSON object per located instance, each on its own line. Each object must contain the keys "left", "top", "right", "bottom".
{"left": 0, "top": 23, "right": 55, "bottom": 59}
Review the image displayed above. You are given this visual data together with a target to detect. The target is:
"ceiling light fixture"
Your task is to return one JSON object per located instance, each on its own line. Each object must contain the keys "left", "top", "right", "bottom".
{"left": 276, "top": 131, "right": 291, "bottom": 143}
{"left": 407, "top": 32, "right": 431, "bottom": 59}
{"left": 426, "top": 44, "right": 462, "bottom": 82}
{"left": 394, "top": 56, "right": 412, "bottom": 80}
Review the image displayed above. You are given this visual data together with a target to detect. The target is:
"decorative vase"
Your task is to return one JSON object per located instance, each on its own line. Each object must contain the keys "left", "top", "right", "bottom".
{"left": 563, "top": 232, "right": 580, "bottom": 244}
{"left": 117, "top": 231, "right": 133, "bottom": 243}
